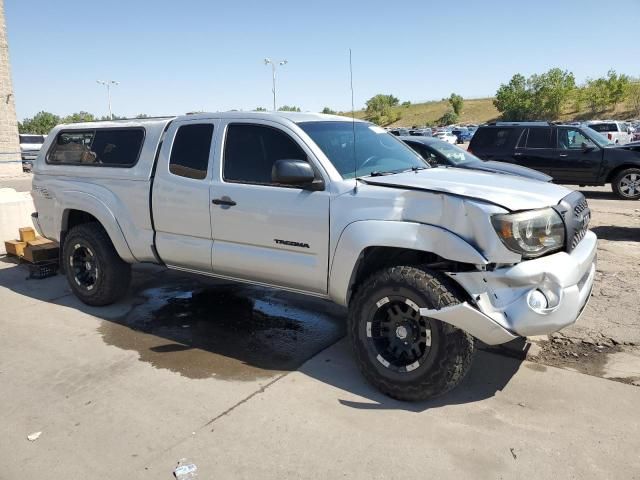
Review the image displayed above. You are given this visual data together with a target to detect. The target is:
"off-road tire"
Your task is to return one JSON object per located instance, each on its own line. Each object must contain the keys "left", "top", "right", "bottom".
{"left": 62, "top": 223, "right": 131, "bottom": 306}
{"left": 611, "top": 168, "right": 640, "bottom": 200}
{"left": 348, "top": 265, "right": 475, "bottom": 401}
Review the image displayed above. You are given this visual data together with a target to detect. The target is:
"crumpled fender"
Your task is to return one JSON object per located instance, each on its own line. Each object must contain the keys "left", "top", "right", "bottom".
{"left": 59, "top": 190, "right": 136, "bottom": 263}
{"left": 328, "top": 220, "right": 487, "bottom": 306}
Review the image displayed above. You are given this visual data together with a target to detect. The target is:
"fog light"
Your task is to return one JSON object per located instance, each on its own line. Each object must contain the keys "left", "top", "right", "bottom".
{"left": 527, "top": 289, "right": 549, "bottom": 311}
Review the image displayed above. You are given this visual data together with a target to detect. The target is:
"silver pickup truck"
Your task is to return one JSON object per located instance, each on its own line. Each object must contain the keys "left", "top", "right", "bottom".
{"left": 31, "top": 112, "right": 597, "bottom": 401}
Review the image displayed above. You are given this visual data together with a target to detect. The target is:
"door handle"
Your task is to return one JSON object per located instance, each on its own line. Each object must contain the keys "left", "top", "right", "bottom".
{"left": 212, "top": 198, "right": 236, "bottom": 206}
{"left": 513, "top": 152, "right": 523, "bottom": 157}
{"left": 559, "top": 154, "right": 568, "bottom": 157}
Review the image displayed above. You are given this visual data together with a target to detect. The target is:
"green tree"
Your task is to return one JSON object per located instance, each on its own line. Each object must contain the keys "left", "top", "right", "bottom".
{"left": 18, "top": 111, "right": 61, "bottom": 134}
{"left": 438, "top": 110, "right": 458, "bottom": 125}
{"left": 364, "top": 94, "right": 401, "bottom": 125}
{"left": 278, "top": 105, "right": 301, "bottom": 112}
{"left": 494, "top": 69, "right": 575, "bottom": 120}
{"left": 448, "top": 93, "right": 464, "bottom": 116}
{"left": 627, "top": 82, "right": 640, "bottom": 117}
{"left": 135, "top": 113, "right": 150, "bottom": 119}
{"left": 494, "top": 74, "right": 533, "bottom": 120}
{"left": 62, "top": 111, "right": 96, "bottom": 123}
{"left": 528, "top": 68, "right": 575, "bottom": 119}
{"left": 321, "top": 107, "right": 337, "bottom": 114}
{"left": 401, "top": 101, "right": 411, "bottom": 108}
{"left": 605, "top": 69, "right": 630, "bottom": 109}
{"left": 582, "top": 77, "right": 610, "bottom": 115}
{"left": 254, "top": 107, "right": 267, "bottom": 112}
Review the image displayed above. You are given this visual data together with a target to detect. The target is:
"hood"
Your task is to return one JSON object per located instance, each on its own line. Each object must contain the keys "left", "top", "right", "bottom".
{"left": 460, "top": 160, "right": 552, "bottom": 182}
{"left": 361, "top": 167, "right": 571, "bottom": 211}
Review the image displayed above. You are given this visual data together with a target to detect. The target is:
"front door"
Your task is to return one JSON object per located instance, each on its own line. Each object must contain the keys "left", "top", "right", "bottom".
{"left": 210, "top": 121, "right": 330, "bottom": 294}
{"left": 152, "top": 119, "right": 218, "bottom": 271}
{"left": 552, "top": 127, "right": 602, "bottom": 183}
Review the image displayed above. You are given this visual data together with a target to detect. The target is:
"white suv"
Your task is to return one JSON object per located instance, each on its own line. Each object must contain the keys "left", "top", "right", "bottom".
{"left": 585, "top": 121, "right": 632, "bottom": 144}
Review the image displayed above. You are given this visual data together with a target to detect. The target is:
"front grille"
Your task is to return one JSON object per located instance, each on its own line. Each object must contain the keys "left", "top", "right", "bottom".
{"left": 554, "top": 191, "right": 590, "bottom": 253}
{"left": 571, "top": 197, "right": 590, "bottom": 250}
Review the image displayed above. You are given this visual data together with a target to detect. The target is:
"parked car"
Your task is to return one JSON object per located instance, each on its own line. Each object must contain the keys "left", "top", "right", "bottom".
{"left": 469, "top": 122, "right": 640, "bottom": 199}
{"left": 451, "top": 128, "right": 473, "bottom": 144}
{"left": 400, "top": 136, "right": 552, "bottom": 182}
{"left": 389, "top": 128, "right": 410, "bottom": 136}
{"left": 409, "top": 128, "right": 432, "bottom": 137}
{"left": 32, "top": 112, "right": 596, "bottom": 401}
{"left": 19, "top": 133, "right": 46, "bottom": 172}
{"left": 585, "top": 121, "right": 633, "bottom": 144}
{"left": 433, "top": 131, "right": 457, "bottom": 144}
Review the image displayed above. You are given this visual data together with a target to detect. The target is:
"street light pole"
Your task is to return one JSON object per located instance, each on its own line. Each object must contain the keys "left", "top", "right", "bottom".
{"left": 263, "top": 58, "right": 287, "bottom": 111}
{"left": 96, "top": 80, "right": 119, "bottom": 119}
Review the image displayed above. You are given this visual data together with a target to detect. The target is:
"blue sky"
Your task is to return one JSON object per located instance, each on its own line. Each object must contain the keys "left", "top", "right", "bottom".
{"left": 6, "top": 0, "right": 640, "bottom": 120}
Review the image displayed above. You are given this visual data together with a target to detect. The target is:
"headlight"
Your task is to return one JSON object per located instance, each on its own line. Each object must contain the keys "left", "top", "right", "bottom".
{"left": 491, "top": 208, "right": 565, "bottom": 258}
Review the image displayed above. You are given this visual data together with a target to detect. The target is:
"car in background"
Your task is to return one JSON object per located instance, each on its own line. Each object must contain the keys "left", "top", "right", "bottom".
{"left": 433, "top": 131, "right": 457, "bottom": 144}
{"left": 19, "top": 134, "right": 46, "bottom": 172}
{"left": 400, "top": 136, "right": 551, "bottom": 182}
{"left": 409, "top": 127, "right": 432, "bottom": 137}
{"left": 585, "top": 121, "right": 633, "bottom": 144}
{"left": 389, "top": 128, "right": 410, "bottom": 136}
{"left": 468, "top": 122, "right": 640, "bottom": 199}
{"left": 451, "top": 127, "right": 473, "bottom": 144}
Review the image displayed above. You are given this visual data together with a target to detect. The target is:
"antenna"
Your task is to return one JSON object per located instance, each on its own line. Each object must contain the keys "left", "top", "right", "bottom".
{"left": 349, "top": 48, "right": 357, "bottom": 191}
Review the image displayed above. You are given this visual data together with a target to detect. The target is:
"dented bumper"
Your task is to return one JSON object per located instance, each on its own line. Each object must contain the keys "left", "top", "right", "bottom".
{"left": 427, "top": 231, "right": 597, "bottom": 345}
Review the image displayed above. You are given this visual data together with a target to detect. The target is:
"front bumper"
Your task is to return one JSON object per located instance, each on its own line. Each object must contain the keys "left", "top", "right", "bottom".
{"left": 439, "top": 230, "right": 597, "bottom": 344}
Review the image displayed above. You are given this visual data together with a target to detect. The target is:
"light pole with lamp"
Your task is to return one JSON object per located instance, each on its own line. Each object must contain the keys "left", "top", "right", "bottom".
{"left": 263, "top": 58, "right": 287, "bottom": 111}
{"left": 96, "top": 80, "right": 119, "bottom": 119}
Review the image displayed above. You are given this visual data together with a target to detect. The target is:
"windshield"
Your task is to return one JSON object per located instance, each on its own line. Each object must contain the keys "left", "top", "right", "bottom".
{"left": 298, "top": 121, "right": 427, "bottom": 178}
{"left": 427, "top": 140, "right": 478, "bottom": 165}
{"left": 583, "top": 126, "right": 614, "bottom": 147}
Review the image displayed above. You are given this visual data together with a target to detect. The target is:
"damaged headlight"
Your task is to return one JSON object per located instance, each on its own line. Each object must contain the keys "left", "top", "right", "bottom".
{"left": 491, "top": 208, "right": 565, "bottom": 258}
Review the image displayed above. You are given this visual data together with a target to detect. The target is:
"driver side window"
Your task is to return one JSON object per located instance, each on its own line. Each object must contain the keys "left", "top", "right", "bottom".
{"left": 223, "top": 124, "right": 308, "bottom": 185}
{"left": 558, "top": 129, "right": 596, "bottom": 150}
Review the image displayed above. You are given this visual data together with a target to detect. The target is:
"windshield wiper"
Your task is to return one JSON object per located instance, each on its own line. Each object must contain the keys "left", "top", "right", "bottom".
{"left": 369, "top": 170, "right": 396, "bottom": 177}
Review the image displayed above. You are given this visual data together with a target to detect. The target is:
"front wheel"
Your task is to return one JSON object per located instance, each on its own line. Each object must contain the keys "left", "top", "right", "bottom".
{"left": 611, "top": 168, "right": 640, "bottom": 200}
{"left": 63, "top": 223, "right": 131, "bottom": 306}
{"left": 348, "top": 266, "right": 475, "bottom": 401}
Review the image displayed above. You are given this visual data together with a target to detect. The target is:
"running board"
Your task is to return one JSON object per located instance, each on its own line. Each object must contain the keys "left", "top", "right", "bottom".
{"left": 419, "top": 302, "right": 517, "bottom": 345}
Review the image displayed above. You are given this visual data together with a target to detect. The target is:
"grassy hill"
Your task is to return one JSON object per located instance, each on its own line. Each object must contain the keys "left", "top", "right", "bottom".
{"left": 339, "top": 97, "right": 638, "bottom": 127}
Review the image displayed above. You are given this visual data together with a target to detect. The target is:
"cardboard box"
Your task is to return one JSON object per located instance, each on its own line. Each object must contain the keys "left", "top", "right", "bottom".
{"left": 27, "top": 238, "right": 55, "bottom": 247}
{"left": 23, "top": 243, "right": 59, "bottom": 263}
{"left": 18, "top": 227, "right": 36, "bottom": 243}
{"left": 4, "top": 240, "right": 27, "bottom": 257}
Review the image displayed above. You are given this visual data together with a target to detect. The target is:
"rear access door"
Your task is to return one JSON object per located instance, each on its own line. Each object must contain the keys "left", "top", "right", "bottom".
{"left": 152, "top": 118, "right": 219, "bottom": 271}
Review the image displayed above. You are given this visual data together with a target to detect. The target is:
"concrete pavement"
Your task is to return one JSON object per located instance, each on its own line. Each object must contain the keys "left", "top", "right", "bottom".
{"left": 0, "top": 260, "right": 639, "bottom": 479}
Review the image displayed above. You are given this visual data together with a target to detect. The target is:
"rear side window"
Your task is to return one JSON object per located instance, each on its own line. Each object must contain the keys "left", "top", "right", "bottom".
{"left": 47, "top": 128, "right": 144, "bottom": 167}
{"left": 471, "top": 127, "right": 522, "bottom": 149}
{"left": 589, "top": 123, "right": 617, "bottom": 133}
{"left": 524, "top": 127, "right": 553, "bottom": 148}
{"left": 169, "top": 124, "right": 214, "bottom": 180}
{"left": 223, "top": 124, "right": 306, "bottom": 185}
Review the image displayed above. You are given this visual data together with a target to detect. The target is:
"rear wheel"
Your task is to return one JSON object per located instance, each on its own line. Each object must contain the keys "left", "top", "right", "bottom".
{"left": 348, "top": 265, "right": 475, "bottom": 401}
{"left": 611, "top": 168, "right": 640, "bottom": 200}
{"left": 63, "top": 223, "right": 131, "bottom": 306}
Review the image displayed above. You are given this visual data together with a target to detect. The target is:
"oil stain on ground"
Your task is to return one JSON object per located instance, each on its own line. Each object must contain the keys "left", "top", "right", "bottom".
{"left": 99, "top": 281, "right": 346, "bottom": 381}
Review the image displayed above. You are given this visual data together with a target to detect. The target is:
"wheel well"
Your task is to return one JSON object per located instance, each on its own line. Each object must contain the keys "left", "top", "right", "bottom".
{"left": 606, "top": 165, "right": 640, "bottom": 183}
{"left": 64, "top": 210, "right": 99, "bottom": 231}
{"left": 348, "top": 246, "right": 475, "bottom": 304}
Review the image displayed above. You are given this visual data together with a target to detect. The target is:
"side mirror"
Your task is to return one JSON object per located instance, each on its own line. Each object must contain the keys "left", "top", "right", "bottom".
{"left": 581, "top": 142, "right": 594, "bottom": 152}
{"left": 272, "top": 159, "right": 324, "bottom": 190}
